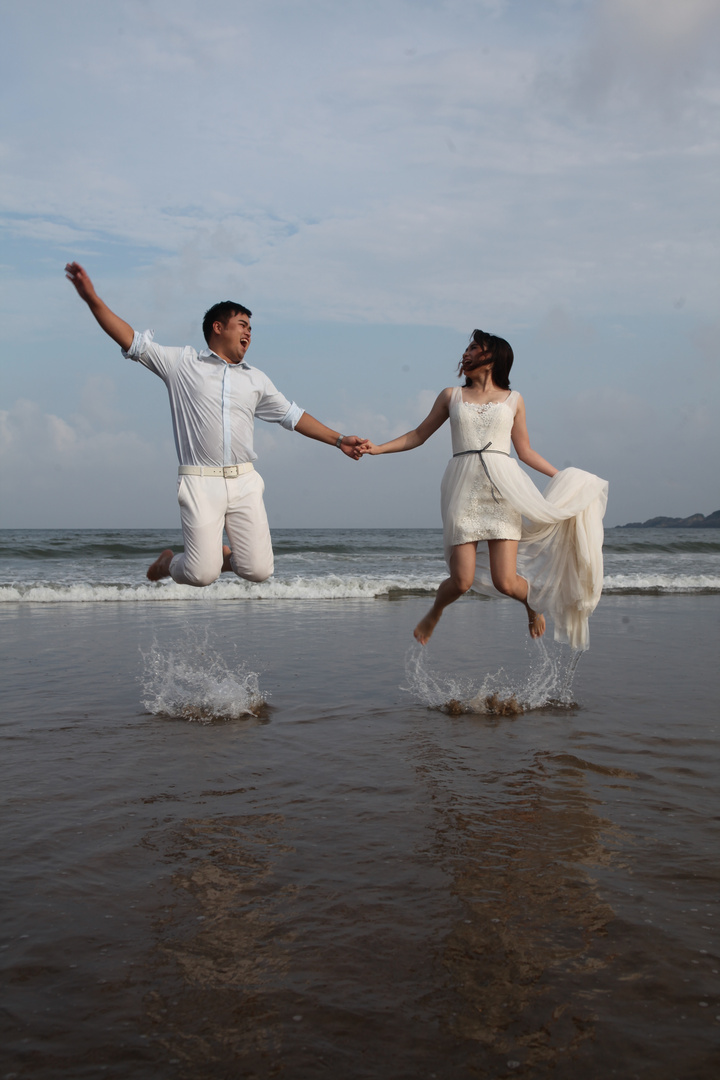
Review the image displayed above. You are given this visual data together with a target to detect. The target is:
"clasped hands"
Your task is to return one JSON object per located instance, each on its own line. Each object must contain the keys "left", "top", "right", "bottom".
{"left": 341, "top": 437, "right": 379, "bottom": 461}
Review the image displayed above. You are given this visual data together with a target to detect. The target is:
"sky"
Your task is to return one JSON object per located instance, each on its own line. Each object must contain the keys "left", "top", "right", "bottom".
{"left": 1, "top": 0, "right": 719, "bottom": 529}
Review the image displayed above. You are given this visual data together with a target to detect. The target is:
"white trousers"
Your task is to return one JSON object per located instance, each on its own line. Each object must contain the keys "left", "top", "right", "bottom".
{"left": 169, "top": 471, "right": 274, "bottom": 587}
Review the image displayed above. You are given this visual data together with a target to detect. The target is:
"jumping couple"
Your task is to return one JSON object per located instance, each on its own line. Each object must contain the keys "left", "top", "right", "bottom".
{"left": 66, "top": 264, "right": 607, "bottom": 651}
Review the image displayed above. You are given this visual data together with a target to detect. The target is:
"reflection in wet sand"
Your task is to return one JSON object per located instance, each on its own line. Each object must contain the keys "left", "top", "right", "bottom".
{"left": 142, "top": 750, "right": 628, "bottom": 1077}
{"left": 145, "top": 814, "right": 294, "bottom": 1073}
{"left": 138, "top": 733, "right": 720, "bottom": 1079}
{"left": 415, "top": 739, "right": 624, "bottom": 1073}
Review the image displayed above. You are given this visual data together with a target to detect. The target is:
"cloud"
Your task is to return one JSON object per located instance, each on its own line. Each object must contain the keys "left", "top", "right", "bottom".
{"left": 567, "top": 0, "right": 720, "bottom": 114}
{"left": 536, "top": 306, "right": 597, "bottom": 347}
{"left": 0, "top": 397, "right": 177, "bottom": 528}
{"left": 537, "top": 385, "right": 720, "bottom": 524}
{"left": 4, "top": 0, "right": 719, "bottom": 329}
{"left": 692, "top": 320, "right": 720, "bottom": 374}
{"left": 2, "top": 0, "right": 718, "bottom": 525}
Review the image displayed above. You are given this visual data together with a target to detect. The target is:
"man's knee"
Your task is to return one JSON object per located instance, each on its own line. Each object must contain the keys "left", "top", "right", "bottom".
{"left": 232, "top": 554, "right": 273, "bottom": 583}
{"left": 170, "top": 555, "right": 222, "bottom": 588}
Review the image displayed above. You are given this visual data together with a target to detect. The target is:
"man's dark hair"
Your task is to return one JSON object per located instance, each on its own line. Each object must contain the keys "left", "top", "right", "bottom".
{"left": 202, "top": 301, "right": 252, "bottom": 345}
{"left": 458, "top": 329, "right": 514, "bottom": 390}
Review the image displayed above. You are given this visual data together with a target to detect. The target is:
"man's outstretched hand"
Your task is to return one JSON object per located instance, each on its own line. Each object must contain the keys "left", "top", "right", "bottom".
{"left": 64, "top": 261, "right": 135, "bottom": 350}
{"left": 65, "top": 262, "right": 98, "bottom": 305}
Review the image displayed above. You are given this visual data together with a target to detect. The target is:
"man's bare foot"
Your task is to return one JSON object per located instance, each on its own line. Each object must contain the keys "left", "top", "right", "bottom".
{"left": 528, "top": 610, "right": 546, "bottom": 639}
{"left": 221, "top": 545, "right": 233, "bottom": 573}
{"left": 414, "top": 609, "right": 441, "bottom": 645}
{"left": 147, "top": 549, "right": 174, "bottom": 581}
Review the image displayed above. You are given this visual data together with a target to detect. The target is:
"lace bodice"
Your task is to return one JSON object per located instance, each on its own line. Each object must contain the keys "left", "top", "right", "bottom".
{"left": 449, "top": 387, "right": 518, "bottom": 456}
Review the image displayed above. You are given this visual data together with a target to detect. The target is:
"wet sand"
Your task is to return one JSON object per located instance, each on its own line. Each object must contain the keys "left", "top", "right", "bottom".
{"left": 1, "top": 595, "right": 719, "bottom": 1078}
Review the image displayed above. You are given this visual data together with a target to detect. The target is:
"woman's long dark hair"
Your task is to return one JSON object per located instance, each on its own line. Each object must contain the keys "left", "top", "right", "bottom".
{"left": 458, "top": 329, "right": 513, "bottom": 390}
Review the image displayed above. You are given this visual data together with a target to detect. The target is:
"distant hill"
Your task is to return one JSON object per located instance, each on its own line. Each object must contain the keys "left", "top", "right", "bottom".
{"left": 619, "top": 510, "right": 720, "bottom": 529}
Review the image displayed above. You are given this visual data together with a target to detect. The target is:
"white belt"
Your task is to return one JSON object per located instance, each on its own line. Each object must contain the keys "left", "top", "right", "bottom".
{"left": 178, "top": 463, "right": 255, "bottom": 478}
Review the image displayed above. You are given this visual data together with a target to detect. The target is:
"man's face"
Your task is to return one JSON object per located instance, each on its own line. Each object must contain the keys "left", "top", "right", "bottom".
{"left": 212, "top": 311, "right": 252, "bottom": 362}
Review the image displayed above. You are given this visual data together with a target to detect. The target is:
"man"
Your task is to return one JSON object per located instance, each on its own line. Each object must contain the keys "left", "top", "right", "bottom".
{"left": 65, "top": 262, "right": 364, "bottom": 585}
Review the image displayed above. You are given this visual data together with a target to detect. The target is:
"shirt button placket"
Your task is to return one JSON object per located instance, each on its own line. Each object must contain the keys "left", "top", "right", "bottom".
{"left": 222, "top": 364, "right": 233, "bottom": 468}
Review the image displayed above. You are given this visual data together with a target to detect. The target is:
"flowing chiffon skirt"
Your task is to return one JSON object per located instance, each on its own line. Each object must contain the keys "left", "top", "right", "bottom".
{"left": 441, "top": 456, "right": 608, "bottom": 651}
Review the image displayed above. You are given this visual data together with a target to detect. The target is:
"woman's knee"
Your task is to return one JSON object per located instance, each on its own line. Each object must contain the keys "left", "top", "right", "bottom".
{"left": 491, "top": 571, "right": 516, "bottom": 596}
{"left": 451, "top": 570, "right": 475, "bottom": 594}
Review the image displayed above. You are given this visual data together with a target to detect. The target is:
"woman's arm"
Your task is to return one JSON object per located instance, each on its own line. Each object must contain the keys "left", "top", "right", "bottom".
{"left": 361, "top": 389, "right": 452, "bottom": 455}
{"left": 510, "top": 395, "right": 558, "bottom": 477}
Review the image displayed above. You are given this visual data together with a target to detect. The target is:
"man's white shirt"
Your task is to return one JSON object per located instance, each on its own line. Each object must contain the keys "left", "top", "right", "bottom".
{"left": 123, "top": 330, "right": 304, "bottom": 467}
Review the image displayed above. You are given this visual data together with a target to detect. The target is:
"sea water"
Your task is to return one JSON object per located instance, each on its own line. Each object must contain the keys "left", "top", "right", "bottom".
{"left": 1, "top": 529, "right": 719, "bottom": 1079}
{"left": 1, "top": 526, "right": 718, "bottom": 602}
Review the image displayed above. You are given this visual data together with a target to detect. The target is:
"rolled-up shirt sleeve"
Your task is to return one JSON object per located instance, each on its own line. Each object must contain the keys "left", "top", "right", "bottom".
{"left": 280, "top": 402, "right": 304, "bottom": 430}
{"left": 122, "top": 328, "right": 154, "bottom": 360}
{"left": 121, "top": 329, "right": 183, "bottom": 379}
{"left": 254, "top": 372, "right": 304, "bottom": 430}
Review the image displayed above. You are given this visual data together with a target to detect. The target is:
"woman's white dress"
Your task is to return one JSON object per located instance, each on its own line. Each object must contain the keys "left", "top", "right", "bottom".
{"left": 441, "top": 387, "right": 608, "bottom": 651}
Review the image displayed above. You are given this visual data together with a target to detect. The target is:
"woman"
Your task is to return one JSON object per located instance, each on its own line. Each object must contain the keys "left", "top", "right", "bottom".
{"left": 360, "top": 331, "right": 608, "bottom": 650}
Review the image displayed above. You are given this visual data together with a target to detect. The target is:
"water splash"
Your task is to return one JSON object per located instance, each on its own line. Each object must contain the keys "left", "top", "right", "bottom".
{"left": 403, "top": 639, "right": 582, "bottom": 716}
{"left": 140, "top": 629, "right": 268, "bottom": 722}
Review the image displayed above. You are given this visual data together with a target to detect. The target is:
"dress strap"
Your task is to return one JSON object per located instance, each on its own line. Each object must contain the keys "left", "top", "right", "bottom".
{"left": 452, "top": 441, "right": 508, "bottom": 503}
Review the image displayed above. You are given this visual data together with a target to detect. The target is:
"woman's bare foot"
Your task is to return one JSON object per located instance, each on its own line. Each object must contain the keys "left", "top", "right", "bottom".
{"left": 147, "top": 549, "right": 174, "bottom": 581}
{"left": 414, "top": 609, "right": 442, "bottom": 645}
{"left": 221, "top": 545, "right": 233, "bottom": 573}
{"left": 528, "top": 610, "right": 546, "bottom": 639}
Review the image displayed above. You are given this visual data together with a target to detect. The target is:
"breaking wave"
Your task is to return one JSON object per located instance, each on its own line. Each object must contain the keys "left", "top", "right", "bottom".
{"left": 2, "top": 570, "right": 718, "bottom": 602}
{"left": 0, "top": 575, "right": 440, "bottom": 603}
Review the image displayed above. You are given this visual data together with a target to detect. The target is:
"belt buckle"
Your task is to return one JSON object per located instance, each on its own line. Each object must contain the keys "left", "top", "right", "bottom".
{"left": 223, "top": 465, "right": 239, "bottom": 479}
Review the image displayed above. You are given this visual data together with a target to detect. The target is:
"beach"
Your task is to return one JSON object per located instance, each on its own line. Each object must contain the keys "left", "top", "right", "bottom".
{"left": 1, "top": 530, "right": 719, "bottom": 1078}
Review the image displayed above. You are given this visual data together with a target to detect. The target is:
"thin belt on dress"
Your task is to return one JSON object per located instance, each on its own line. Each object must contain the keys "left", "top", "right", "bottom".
{"left": 178, "top": 463, "right": 255, "bottom": 478}
{"left": 452, "top": 441, "right": 508, "bottom": 503}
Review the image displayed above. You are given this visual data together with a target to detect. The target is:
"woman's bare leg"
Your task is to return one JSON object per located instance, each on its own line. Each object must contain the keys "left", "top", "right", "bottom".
{"left": 414, "top": 542, "right": 478, "bottom": 645}
{"left": 487, "top": 539, "right": 545, "bottom": 638}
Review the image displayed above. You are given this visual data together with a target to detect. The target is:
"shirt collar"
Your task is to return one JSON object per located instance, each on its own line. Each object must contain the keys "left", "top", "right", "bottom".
{"left": 198, "top": 348, "right": 250, "bottom": 369}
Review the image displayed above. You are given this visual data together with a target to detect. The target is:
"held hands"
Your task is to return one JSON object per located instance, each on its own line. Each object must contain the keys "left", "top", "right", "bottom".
{"left": 357, "top": 439, "right": 380, "bottom": 456}
{"left": 339, "top": 436, "right": 367, "bottom": 461}
{"left": 338, "top": 437, "right": 380, "bottom": 460}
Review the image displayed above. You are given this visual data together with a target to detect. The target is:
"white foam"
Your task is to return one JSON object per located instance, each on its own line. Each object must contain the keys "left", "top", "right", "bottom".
{"left": 141, "top": 630, "right": 266, "bottom": 722}
{"left": 404, "top": 639, "right": 581, "bottom": 715}
{"left": 0, "top": 574, "right": 441, "bottom": 603}
{"left": 1, "top": 571, "right": 718, "bottom": 603}
{"left": 602, "top": 573, "right": 720, "bottom": 592}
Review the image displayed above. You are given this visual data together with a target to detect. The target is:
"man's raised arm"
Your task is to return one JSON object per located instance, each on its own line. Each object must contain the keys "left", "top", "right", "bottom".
{"left": 65, "top": 262, "right": 135, "bottom": 352}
